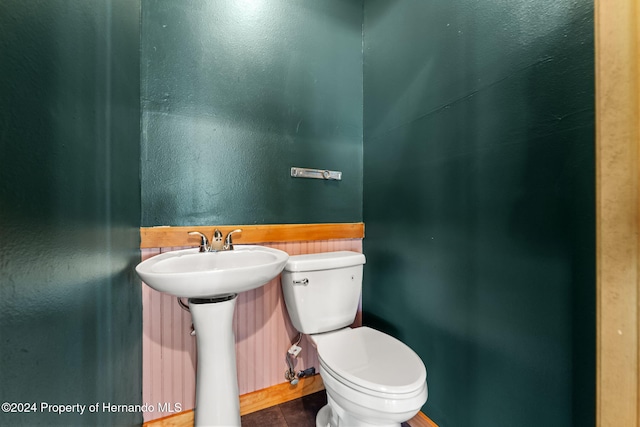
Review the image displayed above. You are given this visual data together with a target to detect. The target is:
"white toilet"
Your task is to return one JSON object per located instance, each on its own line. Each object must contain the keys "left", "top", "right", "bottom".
{"left": 281, "top": 251, "right": 428, "bottom": 427}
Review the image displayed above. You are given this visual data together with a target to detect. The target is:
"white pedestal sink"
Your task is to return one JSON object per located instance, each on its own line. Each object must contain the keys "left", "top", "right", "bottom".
{"left": 136, "top": 245, "right": 289, "bottom": 426}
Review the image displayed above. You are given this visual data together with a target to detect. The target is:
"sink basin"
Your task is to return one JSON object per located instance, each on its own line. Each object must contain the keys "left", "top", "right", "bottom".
{"left": 136, "top": 245, "right": 289, "bottom": 298}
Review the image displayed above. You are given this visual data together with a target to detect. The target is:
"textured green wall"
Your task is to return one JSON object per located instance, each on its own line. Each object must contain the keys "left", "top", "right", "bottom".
{"left": 363, "top": 1, "right": 594, "bottom": 426}
{"left": 0, "top": 1, "right": 142, "bottom": 426}
{"left": 141, "top": 0, "right": 363, "bottom": 226}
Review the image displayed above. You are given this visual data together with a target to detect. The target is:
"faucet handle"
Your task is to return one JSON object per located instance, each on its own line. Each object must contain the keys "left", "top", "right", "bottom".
{"left": 224, "top": 229, "right": 242, "bottom": 250}
{"left": 188, "top": 231, "right": 210, "bottom": 252}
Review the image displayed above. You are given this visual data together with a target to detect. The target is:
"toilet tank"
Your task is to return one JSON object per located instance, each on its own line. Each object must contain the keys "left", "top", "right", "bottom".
{"left": 281, "top": 251, "right": 366, "bottom": 335}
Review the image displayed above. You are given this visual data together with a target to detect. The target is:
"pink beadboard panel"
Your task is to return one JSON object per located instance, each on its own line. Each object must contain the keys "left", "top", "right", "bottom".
{"left": 141, "top": 239, "right": 362, "bottom": 422}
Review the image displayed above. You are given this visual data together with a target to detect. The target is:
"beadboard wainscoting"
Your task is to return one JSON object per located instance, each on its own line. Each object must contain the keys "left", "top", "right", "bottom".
{"left": 141, "top": 239, "right": 363, "bottom": 422}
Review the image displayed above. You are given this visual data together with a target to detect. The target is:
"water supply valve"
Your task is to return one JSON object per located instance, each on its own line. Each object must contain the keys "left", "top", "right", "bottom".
{"left": 297, "top": 367, "right": 316, "bottom": 378}
{"left": 285, "top": 370, "right": 298, "bottom": 384}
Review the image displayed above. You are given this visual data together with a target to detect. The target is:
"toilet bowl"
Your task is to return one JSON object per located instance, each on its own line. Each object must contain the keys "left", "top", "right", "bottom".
{"left": 281, "top": 252, "right": 428, "bottom": 427}
{"left": 312, "top": 327, "right": 427, "bottom": 427}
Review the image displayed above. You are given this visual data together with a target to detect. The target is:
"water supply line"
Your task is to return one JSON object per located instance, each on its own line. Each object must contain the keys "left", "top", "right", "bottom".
{"left": 177, "top": 297, "right": 196, "bottom": 336}
{"left": 285, "top": 333, "right": 303, "bottom": 384}
{"left": 284, "top": 333, "right": 316, "bottom": 384}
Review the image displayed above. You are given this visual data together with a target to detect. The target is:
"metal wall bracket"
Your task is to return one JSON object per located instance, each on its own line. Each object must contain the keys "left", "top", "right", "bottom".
{"left": 290, "top": 167, "right": 342, "bottom": 181}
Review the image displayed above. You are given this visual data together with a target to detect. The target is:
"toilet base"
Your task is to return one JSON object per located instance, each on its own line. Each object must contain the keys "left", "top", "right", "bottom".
{"left": 315, "top": 401, "right": 402, "bottom": 427}
{"left": 315, "top": 404, "right": 331, "bottom": 427}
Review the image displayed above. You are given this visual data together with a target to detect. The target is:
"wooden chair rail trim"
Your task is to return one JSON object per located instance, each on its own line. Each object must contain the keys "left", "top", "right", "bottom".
{"left": 140, "top": 222, "right": 365, "bottom": 248}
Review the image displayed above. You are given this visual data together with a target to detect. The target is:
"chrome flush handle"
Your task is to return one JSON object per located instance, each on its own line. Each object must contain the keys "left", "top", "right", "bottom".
{"left": 292, "top": 278, "right": 309, "bottom": 285}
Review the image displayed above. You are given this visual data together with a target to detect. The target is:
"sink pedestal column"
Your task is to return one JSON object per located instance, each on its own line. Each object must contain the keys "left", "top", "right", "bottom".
{"left": 189, "top": 295, "right": 240, "bottom": 427}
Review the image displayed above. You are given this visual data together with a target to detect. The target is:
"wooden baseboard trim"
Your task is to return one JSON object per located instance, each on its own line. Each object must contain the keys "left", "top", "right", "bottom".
{"left": 240, "top": 373, "right": 325, "bottom": 415}
{"left": 143, "top": 375, "right": 325, "bottom": 427}
{"left": 140, "top": 222, "right": 365, "bottom": 248}
{"left": 407, "top": 411, "right": 439, "bottom": 427}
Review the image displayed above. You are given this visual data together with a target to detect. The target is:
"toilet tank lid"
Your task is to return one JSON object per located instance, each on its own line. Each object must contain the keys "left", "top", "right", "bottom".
{"left": 284, "top": 251, "right": 366, "bottom": 272}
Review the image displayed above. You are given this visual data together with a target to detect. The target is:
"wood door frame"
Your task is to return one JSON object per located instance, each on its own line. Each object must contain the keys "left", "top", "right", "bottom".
{"left": 595, "top": 0, "right": 640, "bottom": 425}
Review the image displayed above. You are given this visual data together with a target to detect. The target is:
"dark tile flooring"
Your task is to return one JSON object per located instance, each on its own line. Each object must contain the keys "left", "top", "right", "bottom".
{"left": 241, "top": 390, "right": 327, "bottom": 427}
{"left": 241, "top": 391, "right": 411, "bottom": 427}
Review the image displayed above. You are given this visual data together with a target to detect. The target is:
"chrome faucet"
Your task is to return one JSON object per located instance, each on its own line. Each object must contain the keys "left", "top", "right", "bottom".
{"left": 188, "top": 229, "right": 242, "bottom": 252}
{"left": 210, "top": 229, "right": 224, "bottom": 251}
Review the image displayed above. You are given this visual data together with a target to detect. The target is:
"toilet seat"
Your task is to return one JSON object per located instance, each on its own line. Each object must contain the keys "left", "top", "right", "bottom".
{"left": 312, "top": 327, "right": 427, "bottom": 398}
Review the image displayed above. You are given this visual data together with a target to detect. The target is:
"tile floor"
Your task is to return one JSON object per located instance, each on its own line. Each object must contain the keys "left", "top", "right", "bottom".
{"left": 240, "top": 391, "right": 411, "bottom": 427}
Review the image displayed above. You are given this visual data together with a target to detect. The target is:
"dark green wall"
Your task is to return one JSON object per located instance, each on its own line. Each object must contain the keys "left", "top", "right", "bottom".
{"left": 0, "top": 1, "right": 142, "bottom": 426}
{"left": 141, "top": 0, "right": 364, "bottom": 226}
{"left": 363, "top": 1, "right": 594, "bottom": 426}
